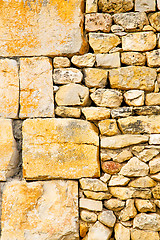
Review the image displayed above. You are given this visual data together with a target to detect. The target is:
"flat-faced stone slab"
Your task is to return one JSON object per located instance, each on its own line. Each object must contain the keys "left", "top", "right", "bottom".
{"left": 0, "top": 0, "right": 88, "bottom": 56}
{"left": 1, "top": 180, "right": 79, "bottom": 240}
{"left": 23, "top": 118, "right": 100, "bottom": 179}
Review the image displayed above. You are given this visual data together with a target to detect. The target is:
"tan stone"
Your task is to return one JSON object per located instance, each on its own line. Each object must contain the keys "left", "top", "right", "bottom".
{"left": 154, "top": 200, "right": 160, "bottom": 208}
{"left": 80, "top": 178, "right": 108, "bottom": 192}
{"left": 20, "top": 57, "right": 54, "bottom": 118}
{"left": 113, "top": 12, "right": 148, "bottom": 31}
{"left": 84, "top": 191, "right": 112, "bottom": 200}
{"left": 146, "top": 93, "right": 160, "bottom": 106}
{"left": 146, "top": 50, "right": 160, "bottom": 67}
{"left": 101, "top": 135, "right": 148, "bottom": 149}
{"left": 104, "top": 199, "right": 125, "bottom": 211}
{"left": 80, "top": 221, "right": 89, "bottom": 238}
{"left": 115, "top": 223, "right": 130, "bottom": 240}
{"left": 119, "top": 199, "right": 137, "bottom": 221}
{"left": 85, "top": 13, "right": 112, "bottom": 32}
{"left": 136, "top": 149, "right": 159, "bottom": 163}
{"left": 118, "top": 116, "right": 160, "bottom": 134}
{"left": 87, "top": 221, "right": 112, "bottom": 240}
{"left": 113, "top": 150, "right": 133, "bottom": 163}
{"left": 109, "top": 66, "right": 156, "bottom": 91}
{"left": 135, "top": 0, "right": 155, "bottom": 11}
{"left": 135, "top": 200, "right": 156, "bottom": 213}
{"left": 80, "top": 198, "right": 102, "bottom": 211}
{"left": 23, "top": 118, "right": 100, "bottom": 179}
{"left": 151, "top": 173, "right": 160, "bottom": 181}
{"left": 82, "top": 107, "right": 110, "bottom": 121}
{"left": 143, "top": 25, "right": 156, "bottom": 31}
{"left": 1, "top": 180, "right": 79, "bottom": 240}
{"left": 119, "top": 157, "right": 149, "bottom": 177}
{"left": 96, "top": 52, "right": 120, "bottom": 68}
{"left": 53, "top": 57, "right": 70, "bottom": 68}
{"left": 109, "top": 187, "right": 135, "bottom": 200}
{"left": 149, "top": 13, "right": 160, "bottom": 31}
{"left": 111, "top": 107, "right": 133, "bottom": 118}
{"left": 133, "top": 189, "right": 152, "bottom": 199}
{"left": 149, "top": 155, "right": 160, "bottom": 174}
{"left": 158, "top": 0, "right": 160, "bottom": 10}
{"left": 133, "top": 213, "right": 160, "bottom": 231}
{"left": 131, "top": 229, "right": 159, "bottom": 240}
{"left": 109, "top": 175, "right": 130, "bottom": 186}
{"left": 81, "top": 210, "right": 97, "bottom": 223}
{"left": 71, "top": 53, "right": 95, "bottom": 68}
{"left": 98, "top": 210, "right": 116, "bottom": 227}
{"left": 55, "top": 83, "right": 90, "bottom": 106}
{"left": 102, "top": 161, "right": 121, "bottom": 174}
{"left": 84, "top": 68, "right": 108, "bottom": 88}
{"left": 99, "top": 119, "right": 119, "bottom": 136}
{"left": 128, "top": 176, "right": 156, "bottom": 188}
{"left": 152, "top": 185, "right": 160, "bottom": 199}
{"left": 111, "top": 24, "right": 125, "bottom": 34}
{"left": 121, "top": 52, "right": 146, "bottom": 66}
{"left": 149, "top": 134, "right": 160, "bottom": 145}
{"left": 0, "top": 59, "right": 19, "bottom": 118}
{"left": 98, "top": 0, "right": 133, "bottom": 13}
{"left": 89, "top": 33, "right": 121, "bottom": 53}
{"left": 86, "top": 0, "right": 98, "bottom": 13}
{"left": 53, "top": 68, "right": 83, "bottom": 84}
{"left": 122, "top": 32, "right": 156, "bottom": 52}
{"left": 134, "top": 106, "right": 160, "bottom": 116}
{"left": 55, "top": 106, "right": 81, "bottom": 118}
{"left": 91, "top": 89, "right": 123, "bottom": 108}
{"left": 124, "top": 90, "right": 144, "bottom": 107}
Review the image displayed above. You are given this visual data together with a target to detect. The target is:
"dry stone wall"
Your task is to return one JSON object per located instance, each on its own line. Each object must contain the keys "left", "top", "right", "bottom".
{"left": 1, "top": 0, "right": 160, "bottom": 239}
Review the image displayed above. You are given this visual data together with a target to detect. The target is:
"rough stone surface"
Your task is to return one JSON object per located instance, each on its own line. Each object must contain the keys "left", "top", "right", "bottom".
{"left": 23, "top": 118, "right": 100, "bottom": 179}
{"left": 102, "top": 161, "right": 121, "bottom": 174}
{"left": 146, "top": 50, "right": 160, "bottom": 67}
{"left": 136, "top": 149, "right": 159, "bottom": 162}
{"left": 71, "top": 54, "right": 95, "bottom": 68}
{"left": 86, "top": 0, "right": 98, "bottom": 13}
{"left": 133, "top": 213, "right": 160, "bottom": 231}
{"left": 98, "top": 0, "right": 133, "bottom": 13}
{"left": 98, "top": 210, "right": 116, "bottom": 227}
{"left": 113, "top": 150, "right": 133, "bottom": 163}
{"left": 121, "top": 52, "right": 146, "bottom": 66}
{"left": 122, "top": 32, "right": 156, "bottom": 52}
{"left": 109, "top": 66, "right": 156, "bottom": 91}
{"left": 99, "top": 119, "right": 119, "bottom": 136}
{"left": 129, "top": 176, "right": 156, "bottom": 188}
{"left": 85, "top": 13, "right": 112, "bottom": 32}
{"left": 135, "top": 199, "right": 156, "bottom": 213}
{"left": 109, "top": 187, "right": 135, "bottom": 200}
{"left": 84, "top": 68, "right": 108, "bottom": 88}
{"left": 96, "top": 53, "right": 120, "bottom": 68}
{"left": 146, "top": 93, "right": 160, "bottom": 106}
{"left": 20, "top": 57, "right": 54, "bottom": 118}
{"left": 124, "top": 90, "right": 144, "bottom": 107}
{"left": 53, "top": 68, "right": 83, "bottom": 84}
{"left": 55, "top": 106, "right": 81, "bottom": 118}
{"left": 149, "top": 156, "right": 160, "bottom": 174}
{"left": 109, "top": 175, "right": 130, "bottom": 186}
{"left": 135, "top": 0, "right": 156, "bottom": 11}
{"left": 149, "top": 13, "right": 160, "bottom": 31}
{"left": 131, "top": 229, "right": 159, "bottom": 240}
{"left": 134, "top": 106, "right": 160, "bottom": 116}
{"left": 152, "top": 185, "right": 160, "bottom": 199}
{"left": 111, "top": 107, "right": 133, "bottom": 118}
{"left": 80, "top": 198, "right": 102, "bottom": 211}
{"left": 81, "top": 210, "right": 97, "bottom": 223}
{"left": 158, "top": 0, "right": 160, "bottom": 10}
{"left": 53, "top": 57, "right": 70, "bottom": 68}
{"left": 1, "top": 180, "right": 79, "bottom": 240}
{"left": 149, "top": 134, "right": 160, "bottom": 145}
{"left": 119, "top": 199, "right": 137, "bottom": 221}
{"left": 84, "top": 191, "right": 112, "bottom": 200}
{"left": 115, "top": 223, "right": 130, "bottom": 240}
{"left": 80, "top": 178, "right": 108, "bottom": 192}
{"left": 104, "top": 199, "right": 125, "bottom": 211}
{"left": 82, "top": 107, "right": 110, "bottom": 121}
{"left": 89, "top": 33, "right": 121, "bottom": 53}
{"left": 86, "top": 221, "right": 112, "bottom": 240}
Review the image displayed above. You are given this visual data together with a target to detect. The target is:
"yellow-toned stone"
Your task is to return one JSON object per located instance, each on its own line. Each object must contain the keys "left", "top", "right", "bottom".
{"left": 149, "top": 12, "right": 160, "bottom": 31}
{"left": 86, "top": 0, "right": 98, "bottom": 13}
{"left": 115, "top": 223, "right": 130, "bottom": 240}
{"left": 23, "top": 118, "right": 100, "bottom": 179}
{"left": 113, "top": 150, "right": 133, "bottom": 163}
{"left": 129, "top": 176, "right": 157, "bottom": 188}
{"left": 109, "top": 66, "right": 156, "bottom": 91}
{"left": 135, "top": 199, "right": 156, "bottom": 213}
{"left": 135, "top": 0, "right": 156, "bottom": 11}
{"left": 55, "top": 106, "right": 81, "bottom": 118}
{"left": 83, "top": 191, "right": 112, "bottom": 200}
{"left": 84, "top": 68, "right": 108, "bottom": 88}
{"left": 119, "top": 199, "right": 137, "bottom": 221}
{"left": 146, "top": 93, "right": 160, "bottom": 106}
{"left": 122, "top": 32, "right": 156, "bottom": 52}
{"left": 131, "top": 229, "right": 159, "bottom": 240}
{"left": 89, "top": 33, "right": 121, "bottom": 53}
{"left": 0, "top": 59, "right": 19, "bottom": 118}
{"left": 53, "top": 57, "right": 70, "bottom": 68}
{"left": 146, "top": 50, "right": 160, "bottom": 67}
{"left": 124, "top": 90, "right": 144, "bottom": 107}
{"left": 82, "top": 107, "right": 110, "bottom": 121}
{"left": 133, "top": 213, "right": 160, "bottom": 231}
{"left": 99, "top": 119, "right": 119, "bottom": 136}
{"left": 71, "top": 53, "right": 95, "bottom": 68}
{"left": 152, "top": 185, "right": 160, "bottom": 199}
{"left": 121, "top": 52, "right": 146, "bottom": 66}
{"left": 0, "top": 119, "right": 19, "bottom": 181}
{"left": 0, "top": 0, "right": 88, "bottom": 56}
{"left": 80, "top": 221, "right": 89, "bottom": 238}
{"left": 98, "top": 0, "right": 133, "bottom": 13}
{"left": 1, "top": 180, "right": 79, "bottom": 240}
{"left": 20, "top": 57, "right": 54, "bottom": 118}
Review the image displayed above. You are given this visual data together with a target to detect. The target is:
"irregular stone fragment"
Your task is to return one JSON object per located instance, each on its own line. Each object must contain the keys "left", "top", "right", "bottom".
{"left": 113, "top": 150, "right": 133, "bottom": 163}
{"left": 137, "top": 149, "right": 159, "bottom": 162}
{"left": 85, "top": 13, "right": 112, "bottom": 32}
{"left": 135, "top": 0, "right": 156, "bottom": 11}
{"left": 84, "top": 191, "right": 112, "bottom": 200}
{"left": 89, "top": 33, "right": 121, "bottom": 53}
{"left": 1, "top": 180, "right": 79, "bottom": 240}
{"left": 158, "top": 0, "right": 160, "bottom": 10}
{"left": 0, "top": 0, "right": 88, "bottom": 56}
{"left": 55, "top": 106, "right": 81, "bottom": 118}
{"left": 151, "top": 173, "right": 160, "bottom": 181}
{"left": 129, "top": 176, "right": 156, "bottom": 188}
{"left": 149, "top": 12, "right": 160, "bottom": 31}
{"left": 80, "top": 221, "right": 89, "bottom": 238}
{"left": 146, "top": 50, "right": 160, "bottom": 67}
{"left": 109, "top": 175, "right": 130, "bottom": 186}
{"left": 134, "top": 106, "right": 160, "bottom": 116}
{"left": 115, "top": 223, "right": 130, "bottom": 240}
{"left": 80, "top": 198, "right": 102, "bottom": 211}
{"left": 121, "top": 52, "right": 146, "bottom": 66}
{"left": 91, "top": 89, "right": 123, "bottom": 108}
{"left": 81, "top": 210, "right": 97, "bottom": 223}
{"left": 109, "top": 66, "right": 156, "bottom": 91}
{"left": 82, "top": 107, "right": 110, "bottom": 121}
{"left": 87, "top": 221, "right": 112, "bottom": 240}
{"left": 102, "top": 161, "right": 121, "bottom": 174}
{"left": 109, "top": 187, "right": 135, "bottom": 200}
{"left": 99, "top": 119, "right": 119, "bottom": 136}
{"left": 152, "top": 185, "right": 160, "bottom": 199}
{"left": 0, "top": 59, "right": 19, "bottom": 118}
{"left": 96, "top": 53, "right": 120, "bottom": 68}
{"left": 118, "top": 116, "right": 160, "bottom": 134}
{"left": 119, "top": 157, "right": 149, "bottom": 177}
{"left": 111, "top": 107, "right": 133, "bottom": 118}
{"left": 154, "top": 200, "right": 160, "bottom": 208}
{"left": 122, "top": 32, "right": 156, "bottom": 52}
{"left": 53, "top": 57, "right": 70, "bottom": 68}
{"left": 20, "top": 57, "right": 54, "bottom": 118}
{"left": 80, "top": 178, "right": 108, "bottom": 192}
{"left": 133, "top": 213, "right": 160, "bottom": 231}
{"left": 124, "top": 90, "right": 144, "bottom": 107}
{"left": 101, "top": 135, "right": 148, "bottom": 149}
{"left": 86, "top": 0, "right": 98, "bottom": 13}
{"left": 71, "top": 53, "right": 95, "bottom": 68}
{"left": 104, "top": 199, "right": 125, "bottom": 211}
{"left": 149, "top": 134, "right": 160, "bottom": 144}
{"left": 149, "top": 155, "right": 160, "bottom": 174}
{"left": 133, "top": 189, "right": 152, "bottom": 199}
{"left": 98, "top": 0, "right": 133, "bottom": 13}
{"left": 119, "top": 199, "right": 137, "bottom": 221}
{"left": 98, "top": 210, "right": 116, "bottom": 227}
{"left": 111, "top": 24, "right": 125, "bottom": 33}
{"left": 55, "top": 83, "right": 90, "bottom": 106}
{"left": 100, "top": 173, "right": 111, "bottom": 183}
{"left": 84, "top": 68, "right": 108, "bottom": 88}
{"left": 131, "top": 229, "right": 159, "bottom": 240}
{"left": 146, "top": 93, "right": 160, "bottom": 106}
{"left": 135, "top": 199, "right": 156, "bottom": 213}
{"left": 113, "top": 12, "right": 148, "bottom": 31}
{"left": 53, "top": 68, "right": 83, "bottom": 84}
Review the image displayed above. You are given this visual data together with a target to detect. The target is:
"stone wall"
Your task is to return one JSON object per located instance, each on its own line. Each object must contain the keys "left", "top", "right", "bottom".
{"left": 0, "top": 0, "right": 160, "bottom": 239}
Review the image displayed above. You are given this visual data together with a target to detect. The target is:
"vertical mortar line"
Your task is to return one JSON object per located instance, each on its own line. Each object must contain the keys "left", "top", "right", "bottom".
{"left": 50, "top": 57, "right": 56, "bottom": 117}
{"left": 17, "top": 58, "right": 21, "bottom": 119}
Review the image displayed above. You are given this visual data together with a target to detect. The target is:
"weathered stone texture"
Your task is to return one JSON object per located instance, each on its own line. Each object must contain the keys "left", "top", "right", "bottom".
{"left": 71, "top": 53, "right": 95, "bottom": 68}
{"left": 121, "top": 52, "right": 146, "bottom": 66}
{"left": 85, "top": 13, "right": 112, "bottom": 32}
{"left": 133, "top": 213, "right": 160, "bottom": 231}
{"left": 53, "top": 68, "right": 83, "bottom": 84}
{"left": 84, "top": 68, "right": 108, "bottom": 88}
{"left": 146, "top": 93, "right": 160, "bottom": 106}
{"left": 146, "top": 50, "right": 160, "bottom": 67}
{"left": 98, "top": 0, "right": 133, "bottom": 13}
{"left": 131, "top": 229, "right": 159, "bottom": 240}
{"left": 55, "top": 106, "right": 81, "bottom": 118}
{"left": 149, "top": 13, "right": 160, "bottom": 31}
{"left": 135, "top": 0, "right": 156, "bottom": 12}
{"left": 82, "top": 107, "right": 110, "bottom": 120}
{"left": 53, "top": 57, "right": 71, "bottom": 68}
{"left": 86, "top": 0, "right": 98, "bottom": 13}
{"left": 96, "top": 53, "right": 120, "bottom": 68}
{"left": 124, "top": 90, "right": 144, "bottom": 107}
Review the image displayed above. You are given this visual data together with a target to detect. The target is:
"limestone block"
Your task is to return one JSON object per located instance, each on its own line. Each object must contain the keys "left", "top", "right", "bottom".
{"left": 82, "top": 107, "right": 110, "bottom": 121}
{"left": 104, "top": 199, "right": 125, "bottom": 211}
{"left": 55, "top": 106, "right": 81, "bottom": 118}
{"left": 80, "top": 198, "right": 102, "bottom": 211}
{"left": 83, "top": 191, "right": 112, "bottom": 200}
{"left": 119, "top": 199, "right": 137, "bottom": 221}
{"left": 115, "top": 223, "right": 130, "bottom": 240}
{"left": 109, "top": 187, "right": 135, "bottom": 200}
{"left": 81, "top": 210, "right": 97, "bottom": 223}
{"left": 122, "top": 32, "right": 156, "bottom": 52}
{"left": 109, "top": 175, "right": 130, "bottom": 186}
{"left": 135, "top": 0, "right": 156, "bottom": 12}
{"left": 96, "top": 52, "right": 120, "bottom": 68}
{"left": 118, "top": 116, "right": 160, "bottom": 134}
{"left": 71, "top": 53, "right": 95, "bottom": 68}
{"left": 53, "top": 57, "right": 70, "bottom": 68}
{"left": 99, "top": 119, "right": 119, "bottom": 136}
{"left": 84, "top": 68, "right": 108, "bottom": 88}
{"left": 158, "top": 0, "right": 160, "bottom": 10}
{"left": 121, "top": 52, "right": 146, "bottom": 66}
{"left": 134, "top": 106, "right": 160, "bottom": 116}
{"left": 53, "top": 68, "right": 83, "bottom": 84}
{"left": 0, "top": 59, "right": 19, "bottom": 118}
{"left": 80, "top": 178, "right": 108, "bottom": 191}
{"left": 86, "top": 0, "right": 98, "bottom": 13}
{"left": 149, "top": 134, "right": 160, "bottom": 144}
{"left": 1, "top": 180, "right": 79, "bottom": 240}
{"left": 149, "top": 13, "right": 160, "bottom": 31}
{"left": 98, "top": 0, "right": 133, "bottom": 13}
{"left": 149, "top": 155, "right": 160, "bottom": 174}
{"left": 111, "top": 107, "right": 133, "bottom": 118}
{"left": 55, "top": 83, "right": 90, "bottom": 106}
{"left": 85, "top": 13, "right": 112, "bottom": 32}
{"left": 146, "top": 50, "right": 160, "bottom": 67}
{"left": 0, "top": 0, "right": 88, "bottom": 56}
{"left": 133, "top": 213, "right": 160, "bottom": 231}
{"left": 135, "top": 199, "right": 156, "bottom": 213}
{"left": 151, "top": 173, "right": 160, "bottom": 181}
{"left": 136, "top": 149, "right": 159, "bottom": 162}
{"left": 98, "top": 210, "right": 116, "bottom": 227}
{"left": 80, "top": 221, "right": 89, "bottom": 238}
{"left": 86, "top": 221, "right": 112, "bottom": 240}
{"left": 89, "top": 33, "right": 121, "bottom": 53}
{"left": 152, "top": 185, "right": 160, "bottom": 199}
{"left": 131, "top": 229, "right": 159, "bottom": 240}
{"left": 113, "top": 12, "right": 148, "bottom": 31}
{"left": 146, "top": 93, "right": 160, "bottom": 106}
{"left": 113, "top": 150, "right": 133, "bottom": 163}
{"left": 20, "top": 57, "right": 54, "bottom": 118}
{"left": 22, "top": 118, "right": 100, "bottom": 179}
{"left": 129, "top": 176, "right": 156, "bottom": 188}
{"left": 109, "top": 66, "right": 156, "bottom": 91}
{"left": 124, "top": 90, "right": 144, "bottom": 107}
